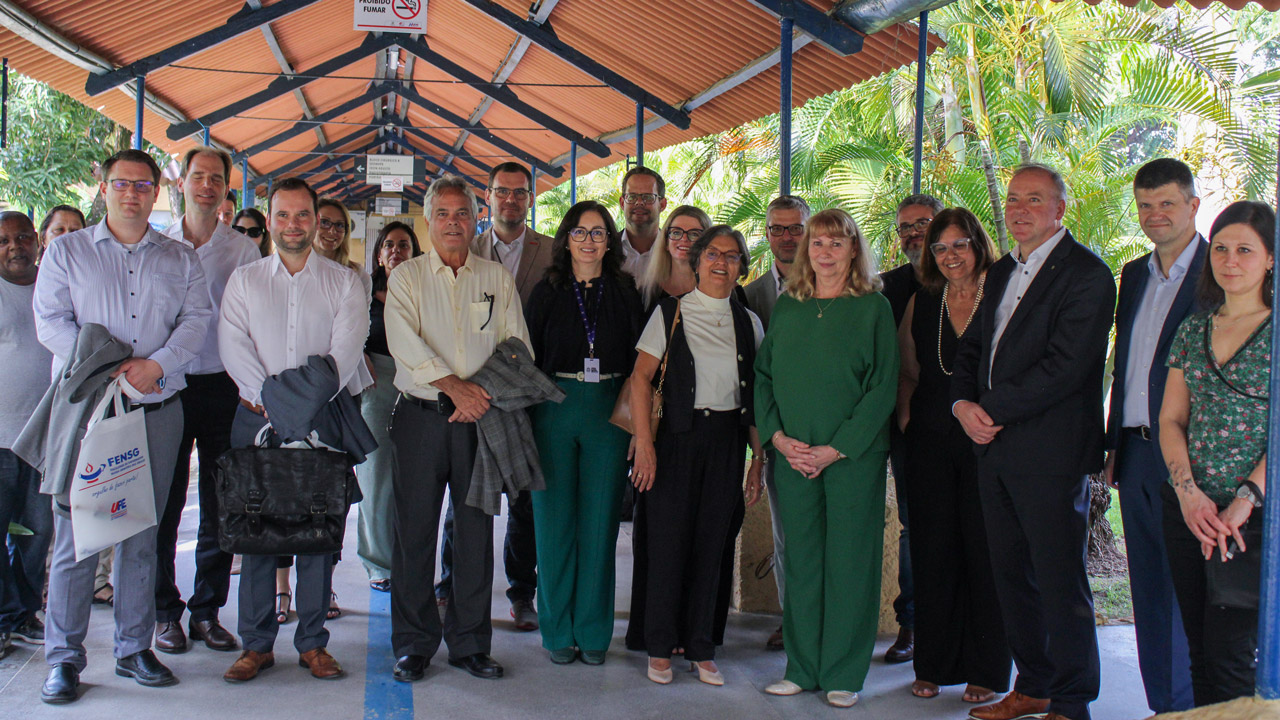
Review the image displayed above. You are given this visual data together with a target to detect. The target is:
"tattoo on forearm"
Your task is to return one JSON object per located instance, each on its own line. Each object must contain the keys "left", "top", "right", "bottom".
{"left": 1168, "top": 461, "right": 1196, "bottom": 493}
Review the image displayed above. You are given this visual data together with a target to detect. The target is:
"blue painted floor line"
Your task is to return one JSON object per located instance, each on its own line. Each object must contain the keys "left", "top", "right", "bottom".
{"left": 364, "top": 588, "right": 413, "bottom": 719}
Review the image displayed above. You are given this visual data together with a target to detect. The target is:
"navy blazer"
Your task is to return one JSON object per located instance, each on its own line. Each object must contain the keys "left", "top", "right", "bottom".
{"left": 951, "top": 230, "right": 1117, "bottom": 476}
{"left": 1105, "top": 237, "right": 1207, "bottom": 468}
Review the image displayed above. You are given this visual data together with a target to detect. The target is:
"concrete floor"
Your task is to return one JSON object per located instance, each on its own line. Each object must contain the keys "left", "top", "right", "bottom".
{"left": 1, "top": 483, "right": 1154, "bottom": 720}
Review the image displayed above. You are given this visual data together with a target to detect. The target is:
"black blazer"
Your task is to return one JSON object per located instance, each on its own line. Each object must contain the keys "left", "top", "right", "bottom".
{"left": 1105, "top": 237, "right": 1207, "bottom": 465}
{"left": 951, "top": 230, "right": 1117, "bottom": 476}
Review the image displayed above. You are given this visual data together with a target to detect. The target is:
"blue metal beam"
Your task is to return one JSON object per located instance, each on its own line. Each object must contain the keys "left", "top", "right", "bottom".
{"left": 456, "top": 0, "right": 691, "bottom": 130}
{"left": 253, "top": 128, "right": 379, "bottom": 187}
{"left": 241, "top": 155, "right": 250, "bottom": 209}
{"left": 397, "top": 37, "right": 609, "bottom": 158}
{"left": 166, "top": 33, "right": 396, "bottom": 140}
{"left": 1260, "top": 105, "right": 1280, "bottom": 701}
{"left": 912, "top": 11, "right": 929, "bottom": 195}
{"left": 384, "top": 117, "right": 497, "bottom": 177}
{"left": 530, "top": 167, "right": 537, "bottom": 228}
{"left": 133, "top": 76, "right": 145, "bottom": 150}
{"left": 635, "top": 103, "right": 644, "bottom": 166}
{"left": 779, "top": 17, "right": 793, "bottom": 196}
{"left": 235, "top": 82, "right": 397, "bottom": 162}
{"left": 569, "top": 141, "right": 577, "bottom": 205}
{"left": 746, "top": 0, "right": 864, "bottom": 56}
{"left": 86, "top": 0, "right": 324, "bottom": 96}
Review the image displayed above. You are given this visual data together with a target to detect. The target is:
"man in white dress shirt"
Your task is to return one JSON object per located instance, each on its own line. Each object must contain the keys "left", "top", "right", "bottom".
{"left": 154, "top": 147, "right": 260, "bottom": 655}
{"left": 384, "top": 174, "right": 529, "bottom": 684}
{"left": 218, "top": 178, "right": 369, "bottom": 683}
{"left": 618, "top": 166, "right": 668, "bottom": 279}
{"left": 34, "top": 149, "right": 212, "bottom": 703}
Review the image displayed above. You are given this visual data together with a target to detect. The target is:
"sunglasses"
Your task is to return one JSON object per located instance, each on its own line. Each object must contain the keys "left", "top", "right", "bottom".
{"left": 232, "top": 225, "right": 265, "bottom": 239}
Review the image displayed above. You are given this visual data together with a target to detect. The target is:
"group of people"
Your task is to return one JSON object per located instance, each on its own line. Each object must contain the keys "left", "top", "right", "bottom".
{"left": 0, "top": 143, "right": 1271, "bottom": 720}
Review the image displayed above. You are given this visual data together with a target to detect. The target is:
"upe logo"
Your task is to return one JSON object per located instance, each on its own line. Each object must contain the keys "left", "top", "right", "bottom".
{"left": 110, "top": 498, "right": 127, "bottom": 519}
{"left": 79, "top": 463, "right": 103, "bottom": 482}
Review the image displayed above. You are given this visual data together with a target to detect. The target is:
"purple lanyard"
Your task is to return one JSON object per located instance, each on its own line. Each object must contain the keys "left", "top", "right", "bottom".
{"left": 571, "top": 278, "right": 605, "bottom": 358}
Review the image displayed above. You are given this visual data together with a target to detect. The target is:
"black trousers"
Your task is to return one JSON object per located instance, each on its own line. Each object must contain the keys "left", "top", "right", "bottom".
{"left": 979, "top": 470, "right": 1100, "bottom": 720}
{"left": 389, "top": 399, "right": 494, "bottom": 659}
{"left": 634, "top": 411, "right": 746, "bottom": 662}
{"left": 436, "top": 488, "right": 536, "bottom": 604}
{"left": 155, "top": 371, "right": 238, "bottom": 623}
{"left": 1160, "top": 483, "right": 1257, "bottom": 706}
{"left": 905, "top": 424, "right": 1011, "bottom": 690}
{"left": 888, "top": 423, "right": 914, "bottom": 629}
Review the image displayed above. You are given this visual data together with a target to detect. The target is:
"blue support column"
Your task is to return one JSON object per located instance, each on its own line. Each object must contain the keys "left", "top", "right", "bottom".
{"left": 779, "top": 16, "right": 793, "bottom": 196}
{"left": 202, "top": 124, "right": 210, "bottom": 147}
{"left": 133, "top": 76, "right": 145, "bottom": 150}
{"left": 530, "top": 168, "right": 538, "bottom": 229}
{"left": 636, "top": 103, "right": 645, "bottom": 167}
{"left": 1259, "top": 107, "right": 1280, "bottom": 701}
{"left": 2, "top": 58, "right": 8, "bottom": 150}
{"left": 241, "top": 155, "right": 250, "bottom": 210}
{"left": 912, "top": 11, "right": 929, "bottom": 195}
{"left": 569, "top": 142, "right": 577, "bottom": 206}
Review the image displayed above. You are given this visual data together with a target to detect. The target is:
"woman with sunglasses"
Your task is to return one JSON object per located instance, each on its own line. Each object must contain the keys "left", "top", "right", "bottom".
{"left": 896, "top": 207, "right": 1011, "bottom": 705}
{"left": 639, "top": 205, "right": 712, "bottom": 310}
{"left": 524, "top": 201, "right": 643, "bottom": 665}
{"left": 231, "top": 208, "right": 271, "bottom": 257}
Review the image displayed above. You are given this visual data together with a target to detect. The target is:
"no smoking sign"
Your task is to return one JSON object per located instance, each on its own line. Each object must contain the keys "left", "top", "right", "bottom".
{"left": 354, "top": 0, "right": 427, "bottom": 33}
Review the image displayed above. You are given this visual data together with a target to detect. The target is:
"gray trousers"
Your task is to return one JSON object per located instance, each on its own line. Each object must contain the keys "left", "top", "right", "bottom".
{"left": 764, "top": 450, "right": 786, "bottom": 607}
{"left": 45, "top": 400, "right": 182, "bottom": 669}
{"left": 354, "top": 353, "right": 397, "bottom": 581}
{"left": 230, "top": 405, "right": 333, "bottom": 654}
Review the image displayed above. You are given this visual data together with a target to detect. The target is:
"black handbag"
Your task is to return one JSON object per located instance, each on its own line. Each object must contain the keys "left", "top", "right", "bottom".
{"left": 215, "top": 428, "right": 355, "bottom": 556}
{"left": 1205, "top": 521, "right": 1263, "bottom": 609}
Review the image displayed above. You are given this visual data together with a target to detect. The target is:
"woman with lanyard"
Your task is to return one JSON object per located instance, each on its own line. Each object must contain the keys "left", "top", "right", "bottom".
{"left": 524, "top": 200, "right": 643, "bottom": 665}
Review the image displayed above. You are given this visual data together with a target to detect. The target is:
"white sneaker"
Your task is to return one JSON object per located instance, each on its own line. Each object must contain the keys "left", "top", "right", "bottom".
{"left": 765, "top": 679, "right": 804, "bottom": 696}
{"left": 826, "top": 690, "right": 858, "bottom": 707}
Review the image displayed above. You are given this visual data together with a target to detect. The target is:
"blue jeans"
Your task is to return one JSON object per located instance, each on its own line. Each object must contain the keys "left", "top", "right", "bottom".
{"left": 0, "top": 449, "right": 52, "bottom": 632}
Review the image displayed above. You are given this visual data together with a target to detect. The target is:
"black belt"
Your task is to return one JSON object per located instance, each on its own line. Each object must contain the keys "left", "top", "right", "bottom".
{"left": 1123, "top": 426, "right": 1152, "bottom": 441}
{"left": 128, "top": 392, "right": 182, "bottom": 413}
{"left": 399, "top": 393, "right": 456, "bottom": 416}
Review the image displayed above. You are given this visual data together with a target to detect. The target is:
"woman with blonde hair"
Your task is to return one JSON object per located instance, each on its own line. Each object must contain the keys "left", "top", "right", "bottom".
{"left": 315, "top": 197, "right": 373, "bottom": 297}
{"left": 639, "top": 205, "right": 712, "bottom": 309}
{"left": 755, "top": 207, "right": 899, "bottom": 707}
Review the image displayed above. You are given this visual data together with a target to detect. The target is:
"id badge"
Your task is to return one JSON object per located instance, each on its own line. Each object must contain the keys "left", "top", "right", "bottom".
{"left": 583, "top": 358, "right": 601, "bottom": 383}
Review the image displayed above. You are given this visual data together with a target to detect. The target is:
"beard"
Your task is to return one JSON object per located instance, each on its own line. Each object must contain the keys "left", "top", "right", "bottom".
{"left": 906, "top": 247, "right": 923, "bottom": 269}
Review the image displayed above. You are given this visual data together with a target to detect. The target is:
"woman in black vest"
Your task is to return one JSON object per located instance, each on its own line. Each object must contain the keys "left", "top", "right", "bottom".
{"left": 625, "top": 225, "right": 764, "bottom": 687}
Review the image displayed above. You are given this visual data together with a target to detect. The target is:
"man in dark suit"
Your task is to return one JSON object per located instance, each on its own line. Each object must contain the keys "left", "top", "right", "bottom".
{"left": 1104, "top": 158, "right": 1202, "bottom": 713}
{"left": 436, "top": 161, "right": 551, "bottom": 632}
{"left": 952, "top": 164, "right": 1115, "bottom": 720}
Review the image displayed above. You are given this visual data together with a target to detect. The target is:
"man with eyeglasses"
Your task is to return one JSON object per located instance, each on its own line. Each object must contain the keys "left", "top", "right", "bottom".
{"left": 154, "top": 147, "right": 260, "bottom": 656}
{"left": 31, "top": 149, "right": 212, "bottom": 703}
{"left": 743, "top": 194, "right": 810, "bottom": 651}
{"left": 384, "top": 174, "right": 529, "bottom": 684}
{"left": 878, "top": 193, "right": 943, "bottom": 665}
{"left": 447, "top": 161, "right": 550, "bottom": 631}
{"left": 617, "top": 166, "right": 668, "bottom": 279}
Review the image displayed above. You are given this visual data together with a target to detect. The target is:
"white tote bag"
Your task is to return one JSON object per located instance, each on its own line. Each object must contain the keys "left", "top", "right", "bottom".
{"left": 69, "top": 378, "right": 157, "bottom": 561}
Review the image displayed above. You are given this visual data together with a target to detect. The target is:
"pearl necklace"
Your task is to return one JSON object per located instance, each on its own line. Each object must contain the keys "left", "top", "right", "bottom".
{"left": 938, "top": 278, "right": 985, "bottom": 376}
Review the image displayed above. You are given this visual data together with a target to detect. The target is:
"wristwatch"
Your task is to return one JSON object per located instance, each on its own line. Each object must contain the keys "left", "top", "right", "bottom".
{"left": 1235, "top": 481, "right": 1264, "bottom": 509}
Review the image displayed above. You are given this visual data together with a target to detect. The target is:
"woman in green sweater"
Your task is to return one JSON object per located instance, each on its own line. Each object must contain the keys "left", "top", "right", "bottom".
{"left": 755, "top": 208, "right": 899, "bottom": 708}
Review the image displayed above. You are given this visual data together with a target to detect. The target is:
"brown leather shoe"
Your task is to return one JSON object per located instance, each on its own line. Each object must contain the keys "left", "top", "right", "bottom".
{"left": 190, "top": 618, "right": 237, "bottom": 652}
{"left": 298, "top": 647, "right": 345, "bottom": 680}
{"left": 154, "top": 621, "right": 187, "bottom": 654}
{"left": 884, "top": 626, "right": 914, "bottom": 663}
{"left": 765, "top": 625, "right": 784, "bottom": 651}
{"left": 968, "top": 690, "right": 1050, "bottom": 720}
{"left": 223, "top": 650, "right": 275, "bottom": 683}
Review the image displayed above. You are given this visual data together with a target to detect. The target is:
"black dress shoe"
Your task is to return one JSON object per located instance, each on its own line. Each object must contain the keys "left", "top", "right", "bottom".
{"left": 447, "top": 653, "right": 504, "bottom": 679}
{"left": 189, "top": 618, "right": 238, "bottom": 651}
{"left": 41, "top": 663, "right": 79, "bottom": 704}
{"left": 884, "top": 627, "right": 914, "bottom": 664}
{"left": 393, "top": 654, "right": 428, "bottom": 682}
{"left": 116, "top": 649, "right": 178, "bottom": 687}
{"left": 154, "top": 621, "right": 187, "bottom": 654}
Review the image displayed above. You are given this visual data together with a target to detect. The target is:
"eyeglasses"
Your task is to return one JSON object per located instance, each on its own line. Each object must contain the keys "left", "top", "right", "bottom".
{"left": 666, "top": 227, "right": 703, "bottom": 242}
{"left": 622, "top": 192, "right": 662, "bottom": 205}
{"left": 703, "top": 249, "right": 743, "bottom": 265}
{"left": 318, "top": 218, "right": 348, "bottom": 231}
{"left": 767, "top": 224, "right": 804, "bottom": 238}
{"left": 109, "top": 179, "right": 155, "bottom": 193}
{"left": 569, "top": 227, "right": 608, "bottom": 243}
{"left": 490, "top": 187, "right": 530, "bottom": 200}
{"left": 232, "top": 225, "right": 265, "bottom": 239}
{"left": 930, "top": 238, "right": 973, "bottom": 256}
{"left": 896, "top": 218, "right": 933, "bottom": 237}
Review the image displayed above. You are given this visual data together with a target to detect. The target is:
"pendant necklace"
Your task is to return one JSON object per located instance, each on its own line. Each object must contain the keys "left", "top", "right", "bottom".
{"left": 938, "top": 277, "right": 985, "bottom": 376}
{"left": 815, "top": 296, "right": 839, "bottom": 319}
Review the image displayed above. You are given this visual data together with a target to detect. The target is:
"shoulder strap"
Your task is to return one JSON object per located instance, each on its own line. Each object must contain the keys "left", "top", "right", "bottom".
{"left": 1202, "top": 315, "right": 1270, "bottom": 402}
{"left": 655, "top": 300, "right": 682, "bottom": 392}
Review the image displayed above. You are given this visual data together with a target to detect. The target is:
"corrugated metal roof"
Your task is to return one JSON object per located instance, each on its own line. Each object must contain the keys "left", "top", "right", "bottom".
{"left": 0, "top": 0, "right": 944, "bottom": 200}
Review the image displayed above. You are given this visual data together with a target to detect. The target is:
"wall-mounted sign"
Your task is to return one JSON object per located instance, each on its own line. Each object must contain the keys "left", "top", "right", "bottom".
{"left": 354, "top": 0, "right": 427, "bottom": 34}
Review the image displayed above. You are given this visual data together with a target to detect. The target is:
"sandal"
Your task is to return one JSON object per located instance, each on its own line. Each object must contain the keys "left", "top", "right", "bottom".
{"left": 93, "top": 583, "right": 114, "bottom": 606}
{"left": 327, "top": 592, "right": 341, "bottom": 620}
{"left": 275, "top": 592, "right": 291, "bottom": 624}
{"left": 369, "top": 579, "right": 391, "bottom": 593}
{"left": 963, "top": 685, "right": 997, "bottom": 704}
{"left": 911, "top": 680, "right": 941, "bottom": 698}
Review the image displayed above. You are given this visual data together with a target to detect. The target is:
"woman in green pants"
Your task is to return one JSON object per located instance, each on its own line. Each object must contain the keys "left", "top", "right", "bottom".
{"left": 755, "top": 208, "right": 899, "bottom": 708}
{"left": 525, "top": 200, "right": 643, "bottom": 665}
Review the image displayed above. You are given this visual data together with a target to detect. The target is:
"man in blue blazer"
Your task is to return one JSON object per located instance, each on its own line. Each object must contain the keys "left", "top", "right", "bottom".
{"left": 953, "top": 164, "right": 1115, "bottom": 720}
{"left": 1104, "top": 158, "right": 1203, "bottom": 713}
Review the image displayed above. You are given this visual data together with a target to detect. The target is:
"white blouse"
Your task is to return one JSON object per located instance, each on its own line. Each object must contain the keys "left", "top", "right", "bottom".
{"left": 636, "top": 288, "right": 763, "bottom": 411}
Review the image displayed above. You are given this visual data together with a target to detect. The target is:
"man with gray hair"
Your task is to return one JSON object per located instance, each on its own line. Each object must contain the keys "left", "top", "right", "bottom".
{"left": 384, "top": 174, "right": 529, "bottom": 684}
{"left": 743, "top": 194, "right": 810, "bottom": 651}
